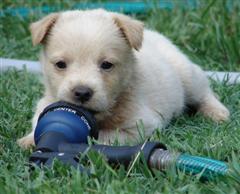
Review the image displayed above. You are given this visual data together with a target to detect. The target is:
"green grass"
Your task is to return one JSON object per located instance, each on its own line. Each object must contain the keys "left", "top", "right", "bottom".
{"left": 1, "top": 0, "right": 240, "bottom": 193}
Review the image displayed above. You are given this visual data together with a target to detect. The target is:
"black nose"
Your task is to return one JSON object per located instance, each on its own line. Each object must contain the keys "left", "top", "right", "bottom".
{"left": 73, "top": 86, "right": 93, "bottom": 103}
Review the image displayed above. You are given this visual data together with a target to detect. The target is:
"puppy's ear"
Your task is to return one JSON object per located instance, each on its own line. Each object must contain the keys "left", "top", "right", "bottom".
{"left": 112, "top": 13, "right": 144, "bottom": 51}
{"left": 30, "top": 13, "right": 59, "bottom": 46}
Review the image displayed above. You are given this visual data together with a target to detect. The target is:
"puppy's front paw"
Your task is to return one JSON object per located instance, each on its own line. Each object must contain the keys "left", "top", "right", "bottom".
{"left": 17, "top": 134, "right": 35, "bottom": 149}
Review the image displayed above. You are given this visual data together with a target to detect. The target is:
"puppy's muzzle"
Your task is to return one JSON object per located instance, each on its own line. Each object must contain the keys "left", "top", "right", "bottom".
{"left": 72, "top": 86, "right": 93, "bottom": 103}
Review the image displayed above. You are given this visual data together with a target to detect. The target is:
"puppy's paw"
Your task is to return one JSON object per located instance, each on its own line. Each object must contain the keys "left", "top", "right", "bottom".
{"left": 199, "top": 95, "right": 230, "bottom": 122}
{"left": 17, "top": 134, "right": 35, "bottom": 149}
{"left": 201, "top": 105, "right": 229, "bottom": 122}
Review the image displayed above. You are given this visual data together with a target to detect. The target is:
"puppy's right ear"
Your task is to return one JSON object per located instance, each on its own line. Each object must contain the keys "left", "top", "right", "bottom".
{"left": 30, "top": 13, "right": 59, "bottom": 46}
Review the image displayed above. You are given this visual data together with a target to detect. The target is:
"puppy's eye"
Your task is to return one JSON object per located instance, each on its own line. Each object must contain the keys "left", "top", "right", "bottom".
{"left": 55, "top": 61, "right": 67, "bottom": 69}
{"left": 100, "top": 61, "right": 114, "bottom": 71}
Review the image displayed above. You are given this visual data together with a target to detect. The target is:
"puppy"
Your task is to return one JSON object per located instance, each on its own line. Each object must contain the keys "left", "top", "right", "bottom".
{"left": 18, "top": 9, "right": 229, "bottom": 148}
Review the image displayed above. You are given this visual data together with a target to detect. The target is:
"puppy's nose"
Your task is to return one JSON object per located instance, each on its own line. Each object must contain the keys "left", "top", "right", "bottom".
{"left": 73, "top": 86, "right": 93, "bottom": 103}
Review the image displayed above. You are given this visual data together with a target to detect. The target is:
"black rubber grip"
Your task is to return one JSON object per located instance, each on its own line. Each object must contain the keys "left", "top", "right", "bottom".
{"left": 59, "top": 142, "right": 166, "bottom": 167}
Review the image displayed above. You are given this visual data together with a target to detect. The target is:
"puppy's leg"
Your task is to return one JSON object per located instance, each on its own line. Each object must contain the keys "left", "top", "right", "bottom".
{"left": 197, "top": 91, "right": 230, "bottom": 121}
{"left": 98, "top": 128, "right": 138, "bottom": 145}
{"left": 176, "top": 62, "right": 229, "bottom": 121}
{"left": 17, "top": 96, "right": 54, "bottom": 149}
{"left": 150, "top": 31, "right": 229, "bottom": 121}
{"left": 98, "top": 126, "right": 161, "bottom": 145}
{"left": 98, "top": 121, "right": 162, "bottom": 145}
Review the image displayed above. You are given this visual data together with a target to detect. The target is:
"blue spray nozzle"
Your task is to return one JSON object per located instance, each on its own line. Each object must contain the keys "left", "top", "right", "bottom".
{"left": 34, "top": 101, "right": 98, "bottom": 152}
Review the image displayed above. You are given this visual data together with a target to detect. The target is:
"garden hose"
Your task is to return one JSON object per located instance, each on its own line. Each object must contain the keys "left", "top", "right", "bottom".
{"left": 29, "top": 101, "right": 229, "bottom": 180}
{"left": 149, "top": 149, "right": 228, "bottom": 179}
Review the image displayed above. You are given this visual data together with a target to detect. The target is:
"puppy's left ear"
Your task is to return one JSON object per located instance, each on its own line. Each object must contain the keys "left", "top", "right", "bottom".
{"left": 112, "top": 13, "right": 144, "bottom": 51}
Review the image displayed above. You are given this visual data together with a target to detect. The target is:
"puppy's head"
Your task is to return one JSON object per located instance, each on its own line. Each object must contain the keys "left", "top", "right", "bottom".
{"left": 30, "top": 9, "right": 143, "bottom": 118}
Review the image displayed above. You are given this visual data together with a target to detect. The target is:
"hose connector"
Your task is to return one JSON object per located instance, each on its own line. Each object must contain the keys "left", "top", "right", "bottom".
{"left": 149, "top": 149, "right": 179, "bottom": 170}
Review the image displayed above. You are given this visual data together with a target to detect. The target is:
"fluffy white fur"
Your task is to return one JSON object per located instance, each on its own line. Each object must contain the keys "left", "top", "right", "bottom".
{"left": 18, "top": 9, "right": 229, "bottom": 148}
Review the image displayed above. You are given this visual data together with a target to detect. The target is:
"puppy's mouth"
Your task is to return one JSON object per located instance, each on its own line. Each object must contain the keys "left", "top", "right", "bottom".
{"left": 77, "top": 104, "right": 102, "bottom": 115}
{"left": 64, "top": 100, "right": 102, "bottom": 115}
{"left": 85, "top": 108, "right": 101, "bottom": 115}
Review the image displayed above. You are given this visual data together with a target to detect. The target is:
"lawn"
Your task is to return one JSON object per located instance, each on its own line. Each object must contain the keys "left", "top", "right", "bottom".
{"left": 0, "top": 0, "right": 240, "bottom": 193}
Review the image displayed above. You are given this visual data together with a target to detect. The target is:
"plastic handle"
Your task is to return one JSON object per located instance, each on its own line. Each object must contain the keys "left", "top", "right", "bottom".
{"left": 59, "top": 142, "right": 166, "bottom": 167}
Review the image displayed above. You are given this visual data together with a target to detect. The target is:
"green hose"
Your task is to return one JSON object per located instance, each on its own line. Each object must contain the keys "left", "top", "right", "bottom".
{"left": 176, "top": 154, "right": 228, "bottom": 179}
{"left": 149, "top": 149, "right": 228, "bottom": 180}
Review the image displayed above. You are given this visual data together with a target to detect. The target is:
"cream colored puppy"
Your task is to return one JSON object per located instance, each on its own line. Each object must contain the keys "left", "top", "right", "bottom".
{"left": 18, "top": 9, "right": 229, "bottom": 148}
